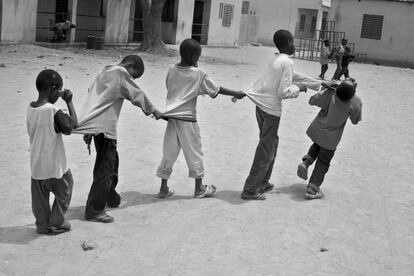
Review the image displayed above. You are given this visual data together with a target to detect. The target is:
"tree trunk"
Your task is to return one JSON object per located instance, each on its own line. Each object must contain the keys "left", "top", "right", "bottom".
{"left": 139, "top": 0, "right": 168, "bottom": 53}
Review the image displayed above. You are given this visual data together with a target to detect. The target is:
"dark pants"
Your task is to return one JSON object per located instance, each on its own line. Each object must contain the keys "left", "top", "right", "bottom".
{"left": 85, "top": 134, "right": 119, "bottom": 218}
{"left": 31, "top": 170, "right": 73, "bottom": 233}
{"left": 320, "top": 64, "right": 328, "bottom": 78}
{"left": 303, "top": 143, "right": 335, "bottom": 187}
{"left": 338, "top": 65, "right": 349, "bottom": 79}
{"left": 243, "top": 107, "right": 280, "bottom": 193}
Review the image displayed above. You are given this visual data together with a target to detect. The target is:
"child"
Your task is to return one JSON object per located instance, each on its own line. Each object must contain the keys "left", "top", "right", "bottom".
{"left": 331, "top": 38, "right": 347, "bottom": 80}
{"left": 339, "top": 46, "right": 355, "bottom": 79}
{"left": 241, "top": 29, "right": 324, "bottom": 200}
{"left": 74, "top": 55, "right": 162, "bottom": 223}
{"left": 27, "top": 69, "right": 78, "bottom": 234}
{"left": 297, "top": 78, "right": 362, "bottom": 199}
{"left": 319, "top": 39, "right": 330, "bottom": 79}
{"left": 156, "top": 38, "right": 245, "bottom": 199}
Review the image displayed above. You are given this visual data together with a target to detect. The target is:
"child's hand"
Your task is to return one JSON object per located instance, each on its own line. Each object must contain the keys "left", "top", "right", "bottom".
{"left": 61, "top": 89, "right": 73, "bottom": 103}
{"left": 152, "top": 110, "right": 163, "bottom": 120}
{"left": 83, "top": 134, "right": 92, "bottom": 155}
{"left": 297, "top": 83, "right": 307, "bottom": 92}
{"left": 321, "top": 80, "right": 338, "bottom": 90}
{"left": 234, "top": 91, "right": 246, "bottom": 99}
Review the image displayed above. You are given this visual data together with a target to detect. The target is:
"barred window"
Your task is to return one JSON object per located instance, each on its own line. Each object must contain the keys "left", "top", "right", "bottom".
{"left": 242, "top": 1, "right": 249, "bottom": 14}
{"left": 222, "top": 4, "right": 234, "bottom": 27}
{"left": 299, "top": 14, "right": 306, "bottom": 31}
{"left": 361, "top": 14, "right": 384, "bottom": 40}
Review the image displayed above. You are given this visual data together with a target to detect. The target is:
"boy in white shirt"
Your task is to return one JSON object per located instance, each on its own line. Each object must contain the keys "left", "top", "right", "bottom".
{"left": 241, "top": 30, "right": 325, "bottom": 200}
{"left": 156, "top": 38, "right": 245, "bottom": 199}
{"left": 75, "top": 55, "right": 162, "bottom": 223}
{"left": 27, "top": 69, "right": 78, "bottom": 234}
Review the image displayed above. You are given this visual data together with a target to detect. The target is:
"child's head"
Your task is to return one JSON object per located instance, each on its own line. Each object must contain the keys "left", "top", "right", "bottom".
{"left": 119, "top": 55, "right": 144, "bottom": 79}
{"left": 336, "top": 79, "right": 356, "bottom": 102}
{"left": 273, "top": 29, "right": 295, "bottom": 55}
{"left": 35, "top": 69, "right": 63, "bottom": 104}
{"left": 323, "top": 39, "right": 330, "bottom": 47}
{"left": 345, "top": 46, "right": 351, "bottom": 53}
{"left": 179, "top": 38, "right": 202, "bottom": 66}
{"left": 341, "top": 38, "right": 348, "bottom": 46}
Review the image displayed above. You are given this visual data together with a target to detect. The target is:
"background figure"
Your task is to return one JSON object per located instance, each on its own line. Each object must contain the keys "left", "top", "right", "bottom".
{"left": 331, "top": 38, "right": 347, "bottom": 80}
{"left": 338, "top": 46, "right": 355, "bottom": 79}
{"left": 319, "top": 39, "right": 330, "bottom": 79}
{"left": 50, "top": 20, "right": 76, "bottom": 42}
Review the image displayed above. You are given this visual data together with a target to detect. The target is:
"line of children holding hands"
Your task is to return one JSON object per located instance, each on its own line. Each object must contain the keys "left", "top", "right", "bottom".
{"left": 27, "top": 29, "right": 361, "bottom": 233}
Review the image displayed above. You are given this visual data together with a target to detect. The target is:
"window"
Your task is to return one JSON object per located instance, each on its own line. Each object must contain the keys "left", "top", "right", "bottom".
{"left": 299, "top": 14, "right": 306, "bottom": 31}
{"left": 219, "top": 3, "right": 224, "bottom": 18}
{"left": 162, "top": 0, "right": 174, "bottom": 22}
{"left": 242, "top": 1, "right": 249, "bottom": 15}
{"left": 222, "top": 4, "right": 234, "bottom": 27}
{"left": 361, "top": 14, "right": 384, "bottom": 40}
{"left": 311, "top": 16, "right": 317, "bottom": 31}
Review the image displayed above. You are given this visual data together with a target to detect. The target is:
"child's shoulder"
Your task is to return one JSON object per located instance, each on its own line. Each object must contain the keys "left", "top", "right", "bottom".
{"left": 273, "top": 54, "right": 294, "bottom": 66}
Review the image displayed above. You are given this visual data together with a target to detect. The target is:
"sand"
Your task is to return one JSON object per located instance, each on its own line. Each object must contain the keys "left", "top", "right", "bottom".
{"left": 0, "top": 43, "right": 413, "bottom": 275}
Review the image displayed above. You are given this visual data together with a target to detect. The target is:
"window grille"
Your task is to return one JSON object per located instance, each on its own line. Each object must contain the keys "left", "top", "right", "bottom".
{"left": 222, "top": 4, "right": 234, "bottom": 27}
{"left": 361, "top": 14, "right": 384, "bottom": 40}
{"left": 242, "top": 1, "right": 249, "bottom": 14}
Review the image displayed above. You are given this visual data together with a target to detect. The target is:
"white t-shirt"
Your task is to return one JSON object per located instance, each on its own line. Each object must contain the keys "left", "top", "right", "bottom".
{"left": 27, "top": 103, "right": 68, "bottom": 180}
{"left": 162, "top": 65, "right": 220, "bottom": 121}
{"left": 244, "top": 54, "right": 321, "bottom": 117}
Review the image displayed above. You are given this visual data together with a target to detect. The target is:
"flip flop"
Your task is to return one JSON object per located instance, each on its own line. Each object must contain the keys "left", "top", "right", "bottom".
{"left": 258, "top": 183, "right": 274, "bottom": 193}
{"left": 156, "top": 187, "right": 175, "bottom": 199}
{"left": 241, "top": 191, "right": 266, "bottom": 200}
{"left": 86, "top": 213, "right": 114, "bottom": 223}
{"left": 297, "top": 163, "right": 308, "bottom": 180}
{"left": 194, "top": 185, "right": 216, "bottom": 199}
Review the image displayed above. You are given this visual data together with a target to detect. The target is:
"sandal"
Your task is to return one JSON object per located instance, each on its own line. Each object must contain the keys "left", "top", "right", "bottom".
{"left": 297, "top": 163, "right": 308, "bottom": 180}
{"left": 194, "top": 185, "right": 216, "bottom": 199}
{"left": 86, "top": 213, "right": 114, "bottom": 223}
{"left": 156, "top": 187, "right": 175, "bottom": 199}
{"left": 241, "top": 190, "right": 266, "bottom": 200}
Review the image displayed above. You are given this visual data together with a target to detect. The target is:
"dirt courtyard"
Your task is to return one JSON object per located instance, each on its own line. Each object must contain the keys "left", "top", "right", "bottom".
{"left": 0, "top": 43, "right": 413, "bottom": 275}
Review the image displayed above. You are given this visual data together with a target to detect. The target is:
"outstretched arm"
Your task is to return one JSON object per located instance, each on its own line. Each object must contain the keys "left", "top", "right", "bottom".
{"left": 218, "top": 87, "right": 246, "bottom": 99}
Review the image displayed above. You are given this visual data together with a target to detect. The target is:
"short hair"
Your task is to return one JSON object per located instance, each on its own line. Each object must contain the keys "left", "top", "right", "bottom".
{"left": 273, "top": 29, "right": 293, "bottom": 51}
{"left": 323, "top": 39, "right": 329, "bottom": 45}
{"left": 120, "top": 55, "right": 144, "bottom": 70}
{"left": 179, "top": 38, "right": 201, "bottom": 60}
{"left": 36, "top": 69, "right": 63, "bottom": 91}
{"left": 336, "top": 80, "right": 355, "bottom": 102}
{"left": 345, "top": 46, "right": 351, "bottom": 52}
{"left": 341, "top": 38, "right": 348, "bottom": 44}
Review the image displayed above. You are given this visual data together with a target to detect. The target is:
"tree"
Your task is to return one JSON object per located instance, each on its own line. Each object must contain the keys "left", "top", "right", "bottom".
{"left": 138, "top": 0, "right": 169, "bottom": 53}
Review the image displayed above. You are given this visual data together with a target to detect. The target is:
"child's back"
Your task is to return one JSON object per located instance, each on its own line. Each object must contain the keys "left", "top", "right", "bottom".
{"left": 163, "top": 64, "right": 218, "bottom": 121}
{"left": 307, "top": 82, "right": 362, "bottom": 151}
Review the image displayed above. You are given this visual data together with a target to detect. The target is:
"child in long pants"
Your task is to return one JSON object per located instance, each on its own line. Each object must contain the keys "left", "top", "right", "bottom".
{"left": 27, "top": 69, "right": 78, "bottom": 234}
{"left": 297, "top": 79, "right": 362, "bottom": 199}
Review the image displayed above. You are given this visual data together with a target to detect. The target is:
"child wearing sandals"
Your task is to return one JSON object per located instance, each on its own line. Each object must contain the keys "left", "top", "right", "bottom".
{"left": 156, "top": 38, "right": 245, "bottom": 199}
{"left": 297, "top": 78, "right": 362, "bottom": 199}
{"left": 27, "top": 69, "right": 78, "bottom": 234}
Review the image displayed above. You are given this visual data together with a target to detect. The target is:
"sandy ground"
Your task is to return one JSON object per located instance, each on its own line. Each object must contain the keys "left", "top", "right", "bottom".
{"left": 0, "top": 43, "right": 413, "bottom": 276}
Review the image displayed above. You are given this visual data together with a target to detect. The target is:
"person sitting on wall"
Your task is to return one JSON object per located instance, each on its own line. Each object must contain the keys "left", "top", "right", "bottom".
{"left": 50, "top": 20, "right": 76, "bottom": 42}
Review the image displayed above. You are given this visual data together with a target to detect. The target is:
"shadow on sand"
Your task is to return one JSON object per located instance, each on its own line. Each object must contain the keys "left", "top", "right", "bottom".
{"left": 274, "top": 183, "right": 308, "bottom": 202}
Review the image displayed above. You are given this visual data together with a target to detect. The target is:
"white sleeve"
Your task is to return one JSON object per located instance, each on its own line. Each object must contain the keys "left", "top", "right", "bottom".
{"left": 278, "top": 61, "right": 300, "bottom": 99}
{"left": 199, "top": 74, "right": 220, "bottom": 98}
{"left": 293, "top": 71, "right": 322, "bottom": 91}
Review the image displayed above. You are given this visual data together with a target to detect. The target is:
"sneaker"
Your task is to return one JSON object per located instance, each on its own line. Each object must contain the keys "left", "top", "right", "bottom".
{"left": 305, "top": 184, "right": 323, "bottom": 200}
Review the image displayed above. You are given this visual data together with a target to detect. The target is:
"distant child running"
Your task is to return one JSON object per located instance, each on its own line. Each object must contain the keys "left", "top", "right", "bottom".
{"left": 27, "top": 69, "right": 78, "bottom": 234}
{"left": 240, "top": 29, "right": 325, "bottom": 200}
{"left": 338, "top": 46, "right": 355, "bottom": 79}
{"left": 297, "top": 78, "right": 362, "bottom": 199}
{"left": 331, "top": 38, "right": 347, "bottom": 80}
{"left": 74, "top": 55, "right": 162, "bottom": 223}
{"left": 319, "top": 39, "right": 330, "bottom": 79}
{"left": 156, "top": 38, "right": 245, "bottom": 199}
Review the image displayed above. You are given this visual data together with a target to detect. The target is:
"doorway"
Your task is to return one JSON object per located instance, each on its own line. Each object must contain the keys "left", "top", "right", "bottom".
{"left": 192, "top": 1, "right": 206, "bottom": 44}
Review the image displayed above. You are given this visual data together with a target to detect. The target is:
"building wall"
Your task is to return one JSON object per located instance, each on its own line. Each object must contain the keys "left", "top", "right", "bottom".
{"left": 1, "top": 0, "right": 38, "bottom": 42}
{"left": 238, "top": 14, "right": 259, "bottom": 45}
{"left": 248, "top": 0, "right": 326, "bottom": 46}
{"left": 330, "top": 0, "right": 414, "bottom": 67}
{"left": 105, "top": 0, "right": 131, "bottom": 44}
{"left": 76, "top": 0, "right": 106, "bottom": 41}
{"left": 206, "top": 0, "right": 242, "bottom": 46}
